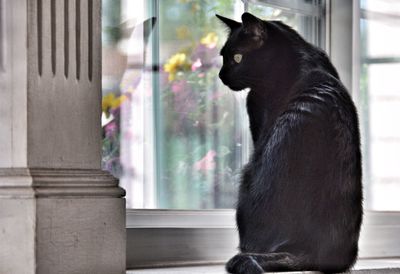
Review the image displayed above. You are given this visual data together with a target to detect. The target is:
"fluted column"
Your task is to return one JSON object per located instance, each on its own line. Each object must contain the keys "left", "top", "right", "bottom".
{"left": 0, "top": 0, "right": 126, "bottom": 273}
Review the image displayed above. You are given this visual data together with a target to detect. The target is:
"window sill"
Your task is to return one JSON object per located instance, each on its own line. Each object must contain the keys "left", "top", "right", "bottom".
{"left": 127, "top": 259, "right": 400, "bottom": 274}
{"left": 126, "top": 210, "right": 400, "bottom": 268}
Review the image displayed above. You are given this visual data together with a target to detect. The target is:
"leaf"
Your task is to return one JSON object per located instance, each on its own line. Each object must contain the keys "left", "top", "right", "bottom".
{"left": 217, "top": 146, "right": 231, "bottom": 157}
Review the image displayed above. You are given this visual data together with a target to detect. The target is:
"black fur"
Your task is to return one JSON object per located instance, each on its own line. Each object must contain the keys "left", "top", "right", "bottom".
{"left": 217, "top": 13, "right": 362, "bottom": 274}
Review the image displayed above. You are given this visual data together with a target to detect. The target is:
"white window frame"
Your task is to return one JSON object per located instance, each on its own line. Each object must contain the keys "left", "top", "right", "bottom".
{"left": 125, "top": 0, "right": 400, "bottom": 269}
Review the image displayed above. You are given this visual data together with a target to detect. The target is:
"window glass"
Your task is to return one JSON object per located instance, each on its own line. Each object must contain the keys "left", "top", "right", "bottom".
{"left": 248, "top": 3, "right": 319, "bottom": 45}
{"left": 366, "top": 20, "right": 400, "bottom": 58}
{"left": 101, "top": 0, "right": 325, "bottom": 209}
{"left": 155, "top": 0, "right": 245, "bottom": 209}
{"left": 359, "top": 0, "right": 400, "bottom": 210}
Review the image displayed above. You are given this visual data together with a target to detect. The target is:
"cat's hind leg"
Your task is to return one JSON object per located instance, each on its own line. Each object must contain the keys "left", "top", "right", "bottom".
{"left": 226, "top": 252, "right": 305, "bottom": 274}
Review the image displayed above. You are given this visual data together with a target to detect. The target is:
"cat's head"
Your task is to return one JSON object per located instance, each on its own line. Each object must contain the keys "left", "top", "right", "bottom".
{"left": 216, "top": 12, "right": 286, "bottom": 91}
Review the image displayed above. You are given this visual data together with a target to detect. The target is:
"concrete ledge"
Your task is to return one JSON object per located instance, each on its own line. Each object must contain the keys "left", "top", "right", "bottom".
{"left": 128, "top": 267, "right": 400, "bottom": 274}
{"left": 0, "top": 168, "right": 125, "bottom": 198}
{"left": 127, "top": 259, "right": 400, "bottom": 274}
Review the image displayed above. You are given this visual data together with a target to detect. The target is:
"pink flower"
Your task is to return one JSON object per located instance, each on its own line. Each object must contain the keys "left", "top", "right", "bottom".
{"left": 193, "top": 150, "right": 217, "bottom": 172}
{"left": 191, "top": 58, "right": 202, "bottom": 71}
{"left": 212, "top": 91, "right": 224, "bottom": 100}
{"left": 171, "top": 80, "right": 185, "bottom": 94}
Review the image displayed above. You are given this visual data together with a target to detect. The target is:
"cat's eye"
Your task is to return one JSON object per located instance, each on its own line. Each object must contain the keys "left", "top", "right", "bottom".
{"left": 233, "top": 54, "right": 242, "bottom": 64}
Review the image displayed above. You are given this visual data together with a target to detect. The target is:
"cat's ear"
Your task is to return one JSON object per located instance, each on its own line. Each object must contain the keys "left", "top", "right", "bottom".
{"left": 216, "top": 14, "right": 241, "bottom": 32}
{"left": 241, "top": 12, "right": 265, "bottom": 39}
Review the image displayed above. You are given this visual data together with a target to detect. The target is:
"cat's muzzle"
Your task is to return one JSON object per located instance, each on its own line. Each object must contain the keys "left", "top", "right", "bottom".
{"left": 219, "top": 72, "right": 243, "bottom": 91}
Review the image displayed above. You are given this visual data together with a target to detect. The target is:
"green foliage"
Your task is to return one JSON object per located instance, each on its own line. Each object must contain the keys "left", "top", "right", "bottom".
{"left": 102, "top": 0, "right": 122, "bottom": 45}
{"left": 157, "top": 0, "right": 242, "bottom": 209}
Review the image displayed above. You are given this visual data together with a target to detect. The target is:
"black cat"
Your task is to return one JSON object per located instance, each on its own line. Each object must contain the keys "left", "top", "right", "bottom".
{"left": 216, "top": 13, "right": 362, "bottom": 274}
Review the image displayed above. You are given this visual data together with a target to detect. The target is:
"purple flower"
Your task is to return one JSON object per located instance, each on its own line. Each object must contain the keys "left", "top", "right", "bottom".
{"left": 105, "top": 121, "right": 118, "bottom": 138}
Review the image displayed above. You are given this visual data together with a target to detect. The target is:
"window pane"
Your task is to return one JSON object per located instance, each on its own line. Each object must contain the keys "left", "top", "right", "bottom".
{"left": 101, "top": 0, "right": 325, "bottom": 209}
{"left": 248, "top": 3, "right": 321, "bottom": 45}
{"left": 365, "top": 19, "right": 400, "bottom": 58}
{"left": 359, "top": 0, "right": 400, "bottom": 210}
{"left": 157, "top": 0, "right": 246, "bottom": 209}
{"left": 362, "top": 0, "right": 400, "bottom": 15}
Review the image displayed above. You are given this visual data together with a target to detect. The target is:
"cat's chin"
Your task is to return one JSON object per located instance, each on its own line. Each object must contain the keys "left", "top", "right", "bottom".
{"left": 227, "top": 84, "right": 247, "bottom": 92}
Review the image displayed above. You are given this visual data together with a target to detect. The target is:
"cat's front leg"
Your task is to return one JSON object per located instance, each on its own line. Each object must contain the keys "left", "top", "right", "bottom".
{"left": 226, "top": 253, "right": 264, "bottom": 274}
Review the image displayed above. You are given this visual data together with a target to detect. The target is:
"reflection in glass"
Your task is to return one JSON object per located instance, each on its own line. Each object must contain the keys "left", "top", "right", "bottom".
{"left": 101, "top": 0, "right": 325, "bottom": 209}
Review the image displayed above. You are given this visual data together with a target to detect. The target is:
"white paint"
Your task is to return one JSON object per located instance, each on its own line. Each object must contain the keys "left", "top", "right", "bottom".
{"left": 329, "top": 0, "right": 353, "bottom": 92}
{"left": 0, "top": 0, "right": 28, "bottom": 168}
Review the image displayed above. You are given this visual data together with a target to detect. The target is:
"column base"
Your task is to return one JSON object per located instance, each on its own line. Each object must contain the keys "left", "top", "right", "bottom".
{"left": 0, "top": 168, "right": 126, "bottom": 274}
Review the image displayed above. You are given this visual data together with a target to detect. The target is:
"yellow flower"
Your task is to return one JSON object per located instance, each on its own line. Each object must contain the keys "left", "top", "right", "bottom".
{"left": 102, "top": 93, "right": 128, "bottom": 114}
{"left": 102, "top": 93, "right": 116, "bottom": 113}
{"left": 111, "top": 94, "right": 128, "bottom": 109}
{"left": 191, "top": 3, "right": 200, "bottom": 13}
{"left": 176, "top": 26, "right": 190, "bottom": 40}
{"left": 164, "top": 53, "right": 187, "bottom": 73}
{"left": 163, "top": 53, "right": 189, "bottom": 81}
{"left": 200, "top": 32, "right": 218, "bottom": 48}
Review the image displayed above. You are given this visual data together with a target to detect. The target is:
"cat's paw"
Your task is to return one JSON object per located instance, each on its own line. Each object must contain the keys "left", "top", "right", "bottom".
{"left": 226, "top": 254, "right": 264, "bottom": 274}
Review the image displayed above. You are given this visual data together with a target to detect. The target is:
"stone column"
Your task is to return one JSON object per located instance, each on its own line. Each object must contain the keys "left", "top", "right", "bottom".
{"left": 0, "top": 0, "right": 126, "bottom": 273}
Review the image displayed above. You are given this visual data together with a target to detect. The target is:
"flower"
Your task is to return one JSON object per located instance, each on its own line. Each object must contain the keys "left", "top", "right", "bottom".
{"left": 176, "top": 26, "right": 190, "bottom": 40}
{"left": 193, "top": 150, "right": 217, "bottom": 172}
{"left": 200, "top": 32, "right": 218, "bottom": 49}
{"left": 191, "top": 3, "right": 200, "bottom": 13}
{"left": 191, "top": 58, "right": 202, "bottom": 71}
{"left": 104, "top": 121, "right": 118, "bottom": 138}
{"left": 102, "top": 93, "right": 116, "bottom": 113}
{"left": 163, "top": 53, "right": 190, "bottom": 81}
{"left": 102, "top": 93, "right": 128, "bottom": 117}
{"left": 171, "top": 80, "right": 186, "bottom": 94}
{"left": 111, "top": 94, "right": 128, "bottom": 109}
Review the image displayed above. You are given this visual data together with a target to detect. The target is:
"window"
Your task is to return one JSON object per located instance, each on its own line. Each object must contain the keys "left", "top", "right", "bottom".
{"left": 102, "top": 0, "right": 328, "bottom": 268}
{"left": 102, "top": 0, "right": 325, "bottom": 210}
{"left": 359, "top": 0, "right": 400, "bottom": 211}
{"left": 351, "top": 0, "right": 400, "bottom": 261}
{"left": 102, "top": 0, "right": 400, "bottom": 270}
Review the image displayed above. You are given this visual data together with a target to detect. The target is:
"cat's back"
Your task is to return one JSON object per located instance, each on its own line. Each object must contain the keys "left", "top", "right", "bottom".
{"left": 268, "top": 70, "right": 362, "bottom": 258}
{"left": 284, "top": 69, "right": 362, "bottom": 200}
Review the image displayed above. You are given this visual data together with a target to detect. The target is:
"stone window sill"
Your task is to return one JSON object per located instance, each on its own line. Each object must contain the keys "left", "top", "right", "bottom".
{"left": 127, "top": 259, "right": 400, "bottom": 273}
